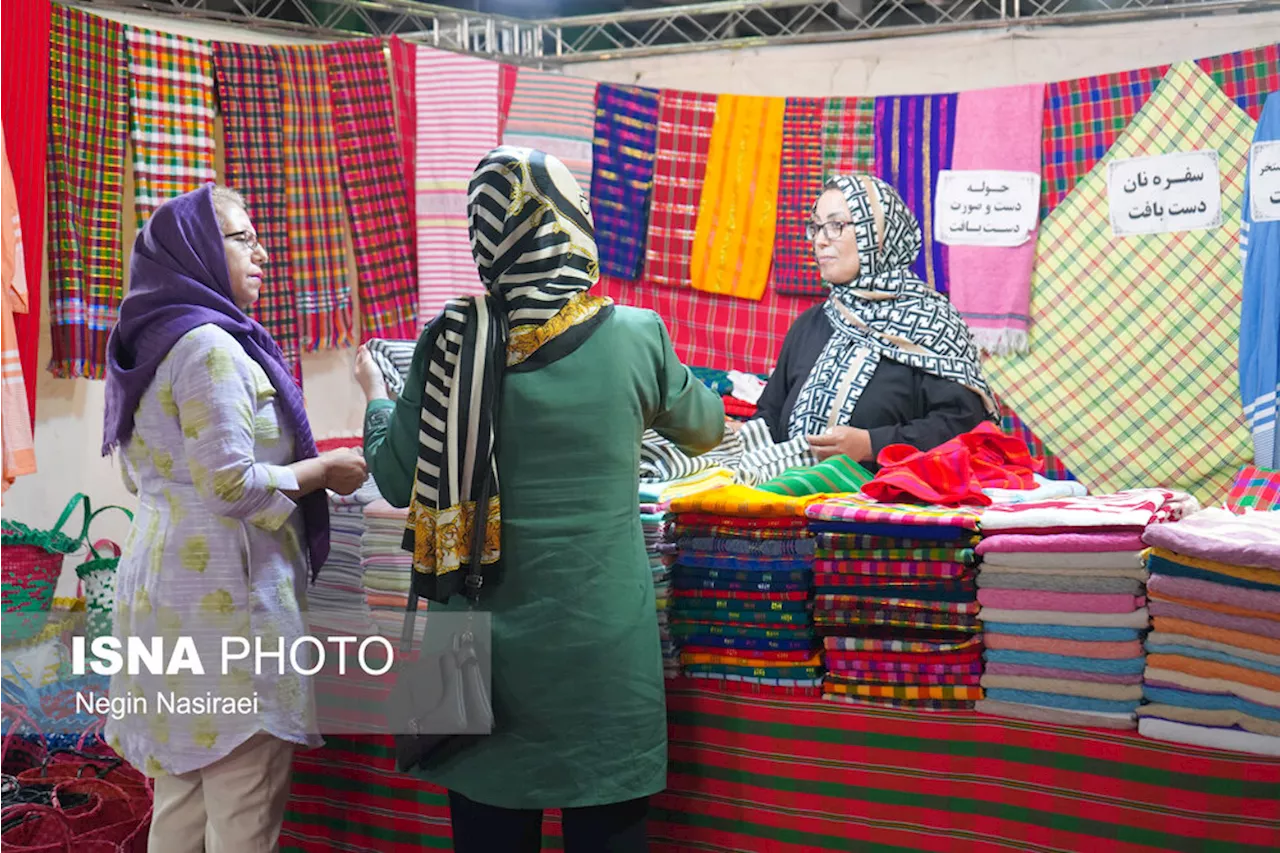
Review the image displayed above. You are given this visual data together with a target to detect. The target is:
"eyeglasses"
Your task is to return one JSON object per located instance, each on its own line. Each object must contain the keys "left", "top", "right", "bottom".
{"left": 223, "top": 230, "right": 262, "bottom": 253}
{"left": 805, "top": 220, "right": 855, "bottom": 242}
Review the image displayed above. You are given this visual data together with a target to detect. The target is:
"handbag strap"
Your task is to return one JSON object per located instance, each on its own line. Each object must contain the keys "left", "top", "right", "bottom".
{"left": 83, "top": 506, "right": 134, "bottom": 562}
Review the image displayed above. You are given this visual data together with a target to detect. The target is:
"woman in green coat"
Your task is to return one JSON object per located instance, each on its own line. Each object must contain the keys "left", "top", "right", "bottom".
{"left": 355, "top": 147, "right": 724, "bottom": 851}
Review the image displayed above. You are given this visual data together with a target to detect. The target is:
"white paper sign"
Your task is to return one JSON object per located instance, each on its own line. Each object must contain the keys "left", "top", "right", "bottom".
{"left": 933, "top": 170, "right": 1040, "bottom": 247}
{"left": 1108, "top": 150, "right": 1222, "bottom": 237}
{"left": 1249, "top": 140, "right": 1280, "bottom": 223}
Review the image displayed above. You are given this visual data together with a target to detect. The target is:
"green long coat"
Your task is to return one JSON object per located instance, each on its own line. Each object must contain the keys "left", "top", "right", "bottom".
{"left": 364, "top": 306, "right": 724, "bottom": 809}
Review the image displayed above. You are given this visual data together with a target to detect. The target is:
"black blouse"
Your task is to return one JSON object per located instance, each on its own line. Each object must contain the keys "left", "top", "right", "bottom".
{"left": 755, "top": 305, "right": 989, "bottom": 468}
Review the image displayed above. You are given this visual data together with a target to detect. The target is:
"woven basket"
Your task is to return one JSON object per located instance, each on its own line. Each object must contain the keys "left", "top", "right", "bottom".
{"left": 2, "top": 495, "right": 91, "bottom": 643}
{"left": 75, "top": 505, "right": 132, "bottom": 645}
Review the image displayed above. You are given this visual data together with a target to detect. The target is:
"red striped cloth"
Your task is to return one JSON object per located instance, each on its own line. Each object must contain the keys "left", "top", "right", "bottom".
{"left": 502, "top": 67, "right": 598, "bottom": 192}
{"left": 1, "top": 0, "right": 49, "bottom": 421}
{"left": 213, "top": 42, "right": 301, "bottom": 380}
{"left": 771, "top": 97, "right": 826, "bottom": 296}
{"left": 641, "top": 89, "right": 717, "bottom": 288}
{"left": 497, "top": 63, "right": 518, "bottom": 137}
{"left": 325, "top": 39, "right": 417, "bottom": 341}
{"left": 388, "top": 36, "right": 417, "bottom": 275}
{"left": 47, "top": 6, "right": 128, "bottom": 379}
{"left": 276, "top": 44, "right": 353, "bottom": 350}
{"left": 413, "top": 45, "right": 498, "bottom": 322}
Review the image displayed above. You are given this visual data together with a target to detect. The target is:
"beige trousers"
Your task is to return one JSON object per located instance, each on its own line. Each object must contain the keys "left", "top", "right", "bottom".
{"left": 149, "top": 732, "right": 296, "bottom": 853}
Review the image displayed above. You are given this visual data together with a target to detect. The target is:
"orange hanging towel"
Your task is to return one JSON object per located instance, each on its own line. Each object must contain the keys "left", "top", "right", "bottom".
{"left": 1, "top": 129, "right": 36, "bottom": 493}
{"left": 689, "top": 94, "right": 785, "bottom": 301}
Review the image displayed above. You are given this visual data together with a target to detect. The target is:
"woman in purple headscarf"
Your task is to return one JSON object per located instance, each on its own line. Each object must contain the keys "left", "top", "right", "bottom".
{"left": 101, "top": 184, "right": 366, "bottom": 852}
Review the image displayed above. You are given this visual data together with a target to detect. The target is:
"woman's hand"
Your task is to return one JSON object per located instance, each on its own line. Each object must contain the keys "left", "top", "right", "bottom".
{"left": 354, "top": 345, "right": 389, "bottom": 401}
{"left": 321, "top": 448, "right": 368, "bottom": 495}
{"left": 807, "top": 426, "right": 873, "bottom": 463}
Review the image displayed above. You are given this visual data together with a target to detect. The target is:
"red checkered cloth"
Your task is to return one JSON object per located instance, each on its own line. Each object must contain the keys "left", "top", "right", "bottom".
{"left": 596, "top": 275, "right": 816, "bottom": 376}
{"left": 325, "top": 39, "right": 417, "bottom": 341}
{"left": 642, "top": 90, "right": 717, "bottom": 289}
{"left": 862, "top": 421, "right": 1042, "bottom": 507}
{"left": 46, "top": 6, "right": 128, "bottom": 379}
{"left": 213, "top": 42, "right": 301, "bottom": 381}
{"left": 1197, "top": 44, "right": 1280, "bottom": 122}
{"left": 772, "top": 97, "right": 826, "bottom": 297}
{"left": 1040, "top": 63, "right": 1168, "bottom": 217}
{"left": 276, "top": 44, "right": 353, "bottom": 351}
{"left": 1225, "top": 465, "right": 1280, "bottom": 513}
{"left": 822, "top": 95, "right": 876, "bottom": 179}
{"left": 389, "top": 36, "right": 417, "bottom": 274}
{"left": 998, "top": 401, "right": 1075, "bottom": 481}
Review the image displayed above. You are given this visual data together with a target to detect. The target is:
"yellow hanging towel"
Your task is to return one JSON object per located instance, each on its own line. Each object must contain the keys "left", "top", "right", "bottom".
{"left": 689, "top": 94, "right": 785, "bottom": 301}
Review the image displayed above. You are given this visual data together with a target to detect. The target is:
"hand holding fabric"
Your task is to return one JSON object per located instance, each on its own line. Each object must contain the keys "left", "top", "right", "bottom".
{"left": 322, "top": 448, "right": 368, "bottom": 495}
{"left": 354, "top": 344, "right": 389, "bottom": 401}
{"left": 807, "top": 426, "right": 872, "bottom": 462}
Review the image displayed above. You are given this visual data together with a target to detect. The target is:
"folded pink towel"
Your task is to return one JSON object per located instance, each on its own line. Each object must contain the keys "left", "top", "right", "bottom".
{"left": 983, "top": 633, "right": 1143, "bottom": 659}
{"left": 977, "top": 588, "right": 1145, "bottom": 613}
{"left": 984, "top": 662, "right": 1143, "bottom": 684}
{"left": 976, "top": 532, "right": 1147, "bottom": 554}
{"left": 1148, "top": 573, "right": 1280, "bottom": 615}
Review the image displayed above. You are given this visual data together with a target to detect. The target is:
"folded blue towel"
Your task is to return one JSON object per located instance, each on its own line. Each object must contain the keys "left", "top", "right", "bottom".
{"left": 1143, "top": 685, "right": 1280, "bottom": 722}
{"left": 983, "top": 689, "right": 1137, "bottom": 714}
{"left": 807, "top": 521, "right": 973, "bottom": 542}
{"left": 1145, "top": 643, "right": 1280, "bottom": 677}
{"left": 984, "top": 649, "right": 1146, "bottom": 674}
{"left": 983, "top": 622, "right": 1141, "bottom": 642}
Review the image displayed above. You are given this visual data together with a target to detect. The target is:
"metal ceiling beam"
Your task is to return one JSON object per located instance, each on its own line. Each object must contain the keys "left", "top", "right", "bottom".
{"left": 66, "top": 0, "right": 1278, "bottom": 65}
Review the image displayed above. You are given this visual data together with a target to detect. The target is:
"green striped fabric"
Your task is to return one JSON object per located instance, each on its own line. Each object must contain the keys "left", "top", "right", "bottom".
{"left": 758, "top": 455, "right": 873, "bottom": 496}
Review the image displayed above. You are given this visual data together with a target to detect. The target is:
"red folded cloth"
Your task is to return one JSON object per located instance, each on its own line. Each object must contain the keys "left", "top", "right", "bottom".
{"left": 721, "top": 395, "right": 758, "bottom": 418}
{"left": 861, "top": 422, "right": 1043, "bottom": 507}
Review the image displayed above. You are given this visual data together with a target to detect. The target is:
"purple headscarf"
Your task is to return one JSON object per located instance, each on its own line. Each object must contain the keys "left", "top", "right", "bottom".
{"left": 102, "top": 185, "right": 329, "bottom": 576}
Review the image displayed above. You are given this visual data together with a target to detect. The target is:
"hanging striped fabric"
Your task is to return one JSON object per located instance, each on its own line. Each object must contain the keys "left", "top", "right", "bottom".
{"left": 502, "top": 67, "right": 598, "bottom": 193}
{"left": 47, "top": 6, "right": 128, "bottom": 379}
{"left": 772, "top": 97, "right": 826, "bottom": 296}
{"left": 642, "top": 89, "right": 718, "bottom": 289}
{"left": 874, "top": 93, "right": 957, "bottom": 295}
{"left": 591, "top": 83, "right": 661, "bottom": 281}
{"left": 325, "top": 39, "right": 417, "bottom": 341}
{"left": 126, "top": 27, "right": 216, "bottom": 227}
{"left": 276, "top": 44, "right": 353, "bottom": 350}
{"left": 412, "top": 45, "right": 499, "bottom": 323}
{"left": 388, "top": 36, "right": 417, "bottom": 214}
{"left": 213, "top": 42, "right": 300, "bottom": 379}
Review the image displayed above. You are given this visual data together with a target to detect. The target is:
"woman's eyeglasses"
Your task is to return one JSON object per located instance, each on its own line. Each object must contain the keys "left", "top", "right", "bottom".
{"left": 223, "top": 230, "right": 262, "bottom": 253}
{"left": 805, "top": 220, "right": 855, "bottom": 242}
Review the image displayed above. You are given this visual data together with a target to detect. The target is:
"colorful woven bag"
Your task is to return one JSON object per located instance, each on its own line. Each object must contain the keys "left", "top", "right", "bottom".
{"left": 74, "top": 505, "right": 132, "bottom": 644}
{"left": 1, "top": 494, "right": 91, "bottom": 642}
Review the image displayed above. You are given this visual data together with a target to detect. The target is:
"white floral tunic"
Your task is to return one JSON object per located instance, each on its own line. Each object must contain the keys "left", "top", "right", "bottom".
{"left": 106, "top": 324, "right": 322, "bottom": 777}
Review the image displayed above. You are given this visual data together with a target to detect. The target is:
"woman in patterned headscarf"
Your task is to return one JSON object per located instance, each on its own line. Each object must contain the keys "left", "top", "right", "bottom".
{"left": 755, "top": 174, "right": 998, "bottom": 468}
{"left": 355, "top": 147, "right": 723, "bottom": 851}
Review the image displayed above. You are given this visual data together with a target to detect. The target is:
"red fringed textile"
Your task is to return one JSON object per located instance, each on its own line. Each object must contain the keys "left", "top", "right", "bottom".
{"left": 47, "top": 6, "right": 128, "bottom": 379}
{"left": 213, "top": 42, "right": 301, "bottom": 380}
{"left": 862, "top": 422, "right": 1043, "bottom": 507}
{"left": 388, "top": 36, "right": 417, "bottom": 284}
{"left": 772, "top": 97, "right": 826, "bottom": 296}
{"left": 281, "top": 684, "right": 1280, "bottom": 852}
{"left": 642, "top": 90, "right": 717, "bottom": 288}
{"left": 1, "top": 0, "right": 49, "bottom": 420}
{"left": 325, "top": 39, "right": 417, "bottom": 341}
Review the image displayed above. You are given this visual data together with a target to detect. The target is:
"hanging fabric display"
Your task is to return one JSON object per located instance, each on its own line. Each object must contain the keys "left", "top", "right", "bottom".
{"left": 642, "top": 89, "right": 718, "bottom": 289}
{"left": 2, "top": 132, "right": 35, "bottom": 492}
{"left": 1196, "top": 43, "right": 1280, "bottom": 123}
{"left": 591, "top": 83, "right": 661, "bottom": 281}
{"left": 213, "top": 42, "right": 301, "bottom": 379}
{"left": 412, "top": 45, "right": 498, "bottom": 322}
{"left": 47, "top": 5, "right": 128, "bottom": 379}
{"left": 276, "top": 44, "right": 353, "bottom": 351}
{"left": 2, "top": 0, "right": 49, "bottom": 423}
{"left": 502, "top": 67, "right": 598, "bottom": 193}
{"left": 1040, "top": 64, "right": 1167, "bottom": 217}
{"left": 947, "top": 84, "right": 1045, "bottom": 356}
{"left": 822, "top": 95, "right": 876, "bottom": 180}
{"left": 984, "top": 62, "right": 1253, "bottom": 506}
{"left": 325, "top": 38, "right": 417, "bottom": 341}
{"left": 690, "top": 94, "right": 786, "bottom": 301}
{"left": 874, "top": 92, "right": 957, "bottom": 295}
{"left": 496, "top": 63, "right": 519, "bottom": 138}
{"left": 1241, "top": 94, "right": 1279, "bottom": 469}
{"left": 126, "top": 27, "right": 217, "bottom": 227}
{"left": 771, "top": 97, "right": 827, "bottom": 297}
{"left": 389, "top": 36, "right": 418, "bottom": 271}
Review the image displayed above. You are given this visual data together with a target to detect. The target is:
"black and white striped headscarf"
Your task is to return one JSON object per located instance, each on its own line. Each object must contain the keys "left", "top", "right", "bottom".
{"left": 404, "top": 147, "right": 612, "bottom": 604}
{"left": 787, "top": 174, "right": 997, "bottom": 441}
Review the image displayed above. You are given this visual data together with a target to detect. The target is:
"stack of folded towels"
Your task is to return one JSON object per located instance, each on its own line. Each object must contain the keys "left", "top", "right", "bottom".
{"left": 974, "top": 489, "right": 1197, "bottom": 729}
{"left": 665, "top": 485, "right": 821, "bottom": 694}
{"left": 308, "top": 475, "right": 383, "bottom": 636}
{"left": 640, "top": 497, "right": 680, "bottom": 677}
{"left": 1138, "top": 508, "right": 1280, "bottom": 756}
{"left": 361, "top": 500, "right": 426, "bottom": 637}
{"left": 803, "top": 495, "right": 984, "bottom": 710}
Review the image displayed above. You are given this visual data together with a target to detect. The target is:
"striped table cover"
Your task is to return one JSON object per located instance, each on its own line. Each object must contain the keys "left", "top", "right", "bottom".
{"left": 412, "top": 45, "right": 497, "bottom": 322}
{"left": 126, "top": 27, "right": 217, "bottom": 227}
{"left": 281, "top": 681, "right": 1280, "bottom": 852}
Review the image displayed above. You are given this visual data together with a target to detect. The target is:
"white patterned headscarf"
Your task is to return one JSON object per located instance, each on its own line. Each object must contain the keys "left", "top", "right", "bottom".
{"left": 787, "top": 174, "right": 998, "bottom": 439}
